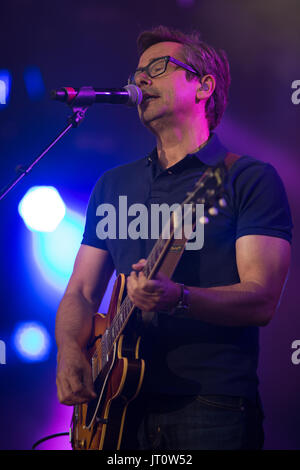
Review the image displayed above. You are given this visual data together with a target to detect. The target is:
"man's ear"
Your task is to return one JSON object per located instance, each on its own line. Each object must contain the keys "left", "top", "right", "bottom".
{"left": 196, "top": 75, "right": 216, "bottom": 100}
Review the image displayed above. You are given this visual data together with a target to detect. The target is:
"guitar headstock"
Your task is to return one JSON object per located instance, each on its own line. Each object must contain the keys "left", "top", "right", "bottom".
{"left": 184, "top": 164, "right": 227, "bottom": 224}
{"left": 141, "top": 163, "right": 229, "bottom": 280}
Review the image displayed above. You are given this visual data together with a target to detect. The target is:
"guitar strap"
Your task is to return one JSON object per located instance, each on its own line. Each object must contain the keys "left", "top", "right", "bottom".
{"left": 158, "top": 152, "right": 241, "bottom": 278}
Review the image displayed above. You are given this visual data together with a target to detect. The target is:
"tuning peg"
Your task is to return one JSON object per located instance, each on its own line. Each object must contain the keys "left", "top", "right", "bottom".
{"left": 208, "top": 206, "right": 218, "bottom": 216}
{"left": 199, "top": 215, "right": 209, "bottom": 224}
{"left": 197, "top": 197, "right": 205, "bottom": 204}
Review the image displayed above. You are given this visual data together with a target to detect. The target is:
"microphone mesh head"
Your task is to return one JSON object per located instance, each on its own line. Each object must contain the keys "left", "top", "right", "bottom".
{"left": 124, "top": 84, "right": 143, "bottom": 106}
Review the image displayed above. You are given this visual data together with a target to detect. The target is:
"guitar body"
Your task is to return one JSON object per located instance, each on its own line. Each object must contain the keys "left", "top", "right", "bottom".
{"left": 71, "top": 273, "right": 145, "bottom": 450}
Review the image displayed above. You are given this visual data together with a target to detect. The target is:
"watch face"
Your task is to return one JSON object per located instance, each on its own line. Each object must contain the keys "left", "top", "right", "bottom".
{"left": 182, "top": 286, "right": 190, "bottom": 308}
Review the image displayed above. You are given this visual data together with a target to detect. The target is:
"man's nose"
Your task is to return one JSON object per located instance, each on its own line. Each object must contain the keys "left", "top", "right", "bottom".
{"left": 135, "top": 72, "right": 152, "bottom": 87}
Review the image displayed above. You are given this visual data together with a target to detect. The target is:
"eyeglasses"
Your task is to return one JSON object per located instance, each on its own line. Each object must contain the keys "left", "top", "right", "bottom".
{"left": 128, "top": 55, "right": 200, "bottom": 85}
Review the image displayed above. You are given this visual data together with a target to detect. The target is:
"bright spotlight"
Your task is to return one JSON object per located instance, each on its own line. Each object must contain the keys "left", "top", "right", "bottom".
{"left": 18, "top": 186, "right": 66, "bottom": 232}
{"left": 13, "top": 322, "right": 51, "bottom": 362}
{"left": 31, "top": 208, "right": 85, "bottom": 292}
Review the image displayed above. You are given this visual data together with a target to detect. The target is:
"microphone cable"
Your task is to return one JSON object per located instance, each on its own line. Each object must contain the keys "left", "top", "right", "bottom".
{"left": 32, "top": 431, "right": 69, "bottom": 450}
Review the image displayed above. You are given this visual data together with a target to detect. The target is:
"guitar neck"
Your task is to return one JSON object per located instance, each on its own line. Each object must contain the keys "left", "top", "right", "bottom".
{"left": 103, "top": 224, "right": 178, "bottom": 355}
{"left": 96, "top": 164, "right": 225, "bottom": 365}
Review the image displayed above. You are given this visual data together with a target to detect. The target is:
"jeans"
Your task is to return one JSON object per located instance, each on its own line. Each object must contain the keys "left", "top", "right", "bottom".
{"left": 127, "top": 393, "right": 265, "bottom": 450}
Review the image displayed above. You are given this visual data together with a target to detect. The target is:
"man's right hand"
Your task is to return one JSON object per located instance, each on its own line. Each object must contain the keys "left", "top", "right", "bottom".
{"left": 56, "top": 343, "right": 97, "bottom": 405}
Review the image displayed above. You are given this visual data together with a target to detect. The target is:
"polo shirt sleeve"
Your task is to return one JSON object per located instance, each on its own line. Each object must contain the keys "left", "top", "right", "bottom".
{"left": 233, "top": 158, "right": 293, "bottom": 243}
{"left": 81, "top": 174, "right": 108, "bottom": 250}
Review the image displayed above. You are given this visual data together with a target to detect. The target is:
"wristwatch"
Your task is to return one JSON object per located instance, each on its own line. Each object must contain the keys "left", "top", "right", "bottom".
{"left": 172, "top": 283, "right": 190, "bottom": 315}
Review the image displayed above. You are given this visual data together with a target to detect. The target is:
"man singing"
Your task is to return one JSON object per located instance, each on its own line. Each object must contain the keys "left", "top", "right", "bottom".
{"left": 55, "top": 26, "right": 292, "bottom": 450}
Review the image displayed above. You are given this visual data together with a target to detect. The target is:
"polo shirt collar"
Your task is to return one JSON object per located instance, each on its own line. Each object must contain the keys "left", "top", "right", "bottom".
{"left": 191, "top": 133, "right": 228, "bottom": 165}
{"left": 146, "top": 133, "right": 228, "bottom": 167}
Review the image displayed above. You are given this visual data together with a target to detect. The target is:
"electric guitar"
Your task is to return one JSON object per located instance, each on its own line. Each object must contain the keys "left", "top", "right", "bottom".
{"left": 70, "top": 156, "right": 236, "bottom": 450}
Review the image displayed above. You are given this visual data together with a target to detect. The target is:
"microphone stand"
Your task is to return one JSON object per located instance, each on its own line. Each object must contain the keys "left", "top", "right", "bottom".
{"left": 0, "top": 88, "right": 94, "bottom": 202}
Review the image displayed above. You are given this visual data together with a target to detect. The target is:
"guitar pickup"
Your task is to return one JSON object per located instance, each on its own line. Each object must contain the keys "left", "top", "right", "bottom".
{"left": 96, "top": 417, "right": 108, "bottom": 424}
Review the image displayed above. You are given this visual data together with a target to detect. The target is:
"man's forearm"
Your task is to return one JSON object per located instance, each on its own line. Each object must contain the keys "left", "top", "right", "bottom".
{"left": 55, "top": 292, "right": 97, "bottom": 351}
{"left": 186, "top": 281, "right": 276, "bottom": 327}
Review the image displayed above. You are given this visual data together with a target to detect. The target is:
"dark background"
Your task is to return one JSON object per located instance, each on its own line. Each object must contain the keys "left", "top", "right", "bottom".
{"left": 0, "top": 0, "right": 299, "bottom": 450}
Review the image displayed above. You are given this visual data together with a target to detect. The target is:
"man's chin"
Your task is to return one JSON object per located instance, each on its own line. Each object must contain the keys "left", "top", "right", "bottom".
{"left": 138, "top": 109, "right": 164, "bottom": 128}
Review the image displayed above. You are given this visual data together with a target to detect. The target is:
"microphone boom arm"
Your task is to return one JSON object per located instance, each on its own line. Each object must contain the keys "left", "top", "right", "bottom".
{"left": 0, "top": 96, "right": 90, "bottom": 202}
{"left": 0, "top": 83, "right": 142, "bottom": 202}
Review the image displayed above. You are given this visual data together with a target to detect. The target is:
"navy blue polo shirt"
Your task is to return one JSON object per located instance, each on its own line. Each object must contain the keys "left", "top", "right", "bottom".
{"left": 82, "top": 133, "right": 293, "bottom": 401}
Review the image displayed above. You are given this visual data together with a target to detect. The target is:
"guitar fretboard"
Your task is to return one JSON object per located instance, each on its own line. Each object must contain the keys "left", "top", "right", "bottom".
{"left": 105, "top": 232, "right": 168, "bottom": 354}
{"left": 93, "top": 165, "right": 223, "bottom": 374}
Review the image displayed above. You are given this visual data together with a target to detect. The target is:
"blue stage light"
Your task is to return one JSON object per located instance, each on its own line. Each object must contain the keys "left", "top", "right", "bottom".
{"left": 18, "top": 186, "right": 66, "bottom": 232}
{"left": 18, "top": 186, "right": 85, "bottom": 293}
{"left": 23, "top": 65, "right": 45, "bottom": 100}
{"left": 13, "top": 322, "right": 51, "bottom": 362}
{"left": 0, "top": 69, "right": 12, "bottom": 107}
{"left": 31, "top": 208, "right": 85, "bottom": 292}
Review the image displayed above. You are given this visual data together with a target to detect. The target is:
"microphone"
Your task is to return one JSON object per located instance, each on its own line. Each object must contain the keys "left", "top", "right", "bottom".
{"left": 50, "top": 85, "right": 143, "bottom": 107}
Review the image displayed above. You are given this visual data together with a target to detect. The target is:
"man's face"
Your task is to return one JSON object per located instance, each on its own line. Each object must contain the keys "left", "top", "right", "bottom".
{"left": 135, "top": 41, "right": 200, "bottom": 129}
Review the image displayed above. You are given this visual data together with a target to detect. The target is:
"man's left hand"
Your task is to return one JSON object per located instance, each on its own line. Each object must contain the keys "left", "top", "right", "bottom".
{"left": 126, "top": 258, "right": 181, "bottom": 312}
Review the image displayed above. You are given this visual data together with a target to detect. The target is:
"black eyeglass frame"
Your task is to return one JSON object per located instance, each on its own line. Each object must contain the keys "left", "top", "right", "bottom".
{"left": 129, "top": 55, "right": 200, "bottom": 85}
